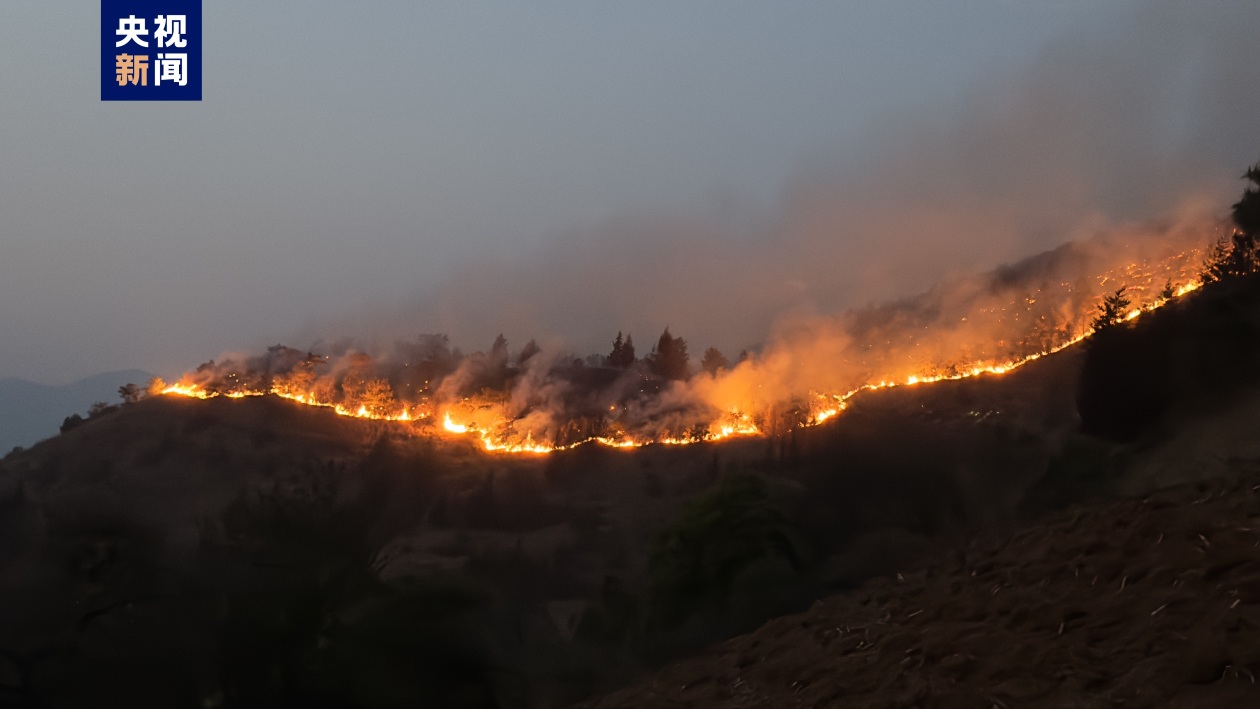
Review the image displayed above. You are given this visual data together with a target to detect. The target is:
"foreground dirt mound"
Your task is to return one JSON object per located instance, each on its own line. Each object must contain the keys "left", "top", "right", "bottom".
{"left": 589, "top": 473, "right": 1260, "bottom": 708}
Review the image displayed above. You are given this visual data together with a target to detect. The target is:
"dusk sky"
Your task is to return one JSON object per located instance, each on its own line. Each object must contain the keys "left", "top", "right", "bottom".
{"left": 3, "top": 1, "right": 1258, "bottom": 383}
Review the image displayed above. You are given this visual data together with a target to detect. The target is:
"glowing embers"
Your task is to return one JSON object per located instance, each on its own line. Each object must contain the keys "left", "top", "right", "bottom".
{"left": 159, "top": 243, "right": 1208, "bottom": 456}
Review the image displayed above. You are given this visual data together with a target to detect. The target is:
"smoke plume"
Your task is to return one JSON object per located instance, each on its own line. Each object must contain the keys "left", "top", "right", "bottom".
{"left": 169, "top": 1, "right": 1260, "bottom": 450}
{"left": 302, "top": 0, "right": 1260, "bottom": 361}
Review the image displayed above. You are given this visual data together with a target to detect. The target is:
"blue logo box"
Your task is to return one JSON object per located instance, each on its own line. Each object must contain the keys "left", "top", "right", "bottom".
{"left": 101, "top": 0, "right": 201, "bottom": 101}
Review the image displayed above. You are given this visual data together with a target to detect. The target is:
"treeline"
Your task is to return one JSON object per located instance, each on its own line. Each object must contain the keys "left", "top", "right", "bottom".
{"left": 1078, "top": 162, "right": 1260, "bottom": 440}
{"left": 87, "top": 324, "right": 761, "bottom": 449}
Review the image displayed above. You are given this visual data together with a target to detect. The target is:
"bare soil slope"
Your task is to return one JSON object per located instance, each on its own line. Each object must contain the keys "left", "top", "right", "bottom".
{"left": 588, "top": 471, "right": 1260, "bottom": 708}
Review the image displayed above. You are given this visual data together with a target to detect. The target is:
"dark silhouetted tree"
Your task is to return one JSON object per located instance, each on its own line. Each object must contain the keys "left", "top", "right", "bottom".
{"left": 648, "top": 328, "right": 690, "bottom": 381}
{"left": 516, "top": 339, "right": 540, "bottom": 366}
{"left": 1091, "top": 287, "right": 1131, "bottom": 332}
{"left": 118, "top": 383, "right": 143, "bottom": 404}
{"left": 60, "top": 413, "right": 85, "bottom": 433}
{"left": 608, "top": 332, "right": 624, "bottom": 367}
{"left": 396, "top": 334, "right": 458, "bottom": 391}
{"left": 700, "top": 347, "right": 728, "bottom": 375}
{"left": 488, "top": 334, "right": 509, "bottom": 368}
{"left": 1204, "top": 235, "right": 1232, "bottom": 284}
{"left": 1204, "top": 231, "right": 1259, "bottom": 283}
{"left": 1231, "top": 162, "right": 1260, "bottom": 236}
{"left": 609, "top": 332, "right": 637, "bottom": 369}
{"left": 1160, "top": 280, "right": 1175, "bottom": 300}
{"left": 1204, "top": 164, "right": 1260, "bottom": 283}
{"left": 262, "top": 344, "right": 306, "bottom": 388}
{"left": 648, "top": 474, "right": 806, "bottom": 628}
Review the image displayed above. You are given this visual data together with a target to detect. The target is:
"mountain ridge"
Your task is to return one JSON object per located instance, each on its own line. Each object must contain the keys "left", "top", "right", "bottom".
{"left": 0, "top": 368, "right": 154, "bottom": 452}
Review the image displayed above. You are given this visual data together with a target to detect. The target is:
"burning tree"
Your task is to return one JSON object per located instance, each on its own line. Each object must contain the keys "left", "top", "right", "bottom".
{"left": 358, "top": 378, "right": 396, "bottom": 417}
{"left": 273, "top": 352, "right": 326, "bottom": 397}
{"left": 148, "top": 376, "right": 168, "bottom": 397}
{"left": 338, "top": 353, "right": 377, "bottom": 409}
{"left": 153, "top": 186, "right": 1225, "bottom": 454}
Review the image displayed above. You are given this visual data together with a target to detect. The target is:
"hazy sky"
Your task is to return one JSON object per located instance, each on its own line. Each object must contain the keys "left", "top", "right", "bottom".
{"left": 2, "top": 1, "right": 1256, "bottom": 383}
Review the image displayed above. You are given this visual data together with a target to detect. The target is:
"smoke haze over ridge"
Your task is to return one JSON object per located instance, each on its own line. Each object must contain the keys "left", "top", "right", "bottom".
{"left": 1, "top": 1, "right": 1258, "bottom": 382}
{"left": 304, "top": 0, "right": 1260, "bottom": 362}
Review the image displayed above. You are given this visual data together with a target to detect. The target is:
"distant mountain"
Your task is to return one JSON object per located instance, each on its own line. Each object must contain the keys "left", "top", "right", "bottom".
{"left": 0, "top": 369, "right": 153, "bottom": 452}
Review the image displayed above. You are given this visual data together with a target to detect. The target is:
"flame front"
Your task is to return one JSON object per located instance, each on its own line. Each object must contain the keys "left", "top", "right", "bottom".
{"left": 442, "top": 412, "right": 468, "bottom": 434}
{"left": 158, "top": 227, "right": 1217, "bottom": 454}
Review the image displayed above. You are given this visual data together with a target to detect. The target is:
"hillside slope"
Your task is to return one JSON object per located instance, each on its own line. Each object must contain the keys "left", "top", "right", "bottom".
{"left": 585, "top": 276, "right": 1260, "bottom": 708}
{"left": 588, "top": 469, "right": 1260, "bottom": 708}
{"left": 4, "top": 277, "right": 1260, "bottom": 707}
{"left": 0, "top": 350, "right": 1085, "bottom": 708}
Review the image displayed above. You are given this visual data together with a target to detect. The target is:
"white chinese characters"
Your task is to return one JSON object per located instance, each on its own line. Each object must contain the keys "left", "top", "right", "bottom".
{"left": 110, "top": 11, "right": 192, "bottom": 90}
{"left": 156, "top": 54, "right": 189, "bottom": 86}
{"left": 115, "top": 15, "right": 148, "bottom": 47}
{"left": 154, "top": 15, "right": 188, "bottom": 48}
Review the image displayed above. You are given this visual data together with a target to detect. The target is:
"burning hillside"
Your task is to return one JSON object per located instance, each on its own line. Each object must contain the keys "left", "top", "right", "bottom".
{"left": 159, "top": 219, "right": 1221, "bottom": 453}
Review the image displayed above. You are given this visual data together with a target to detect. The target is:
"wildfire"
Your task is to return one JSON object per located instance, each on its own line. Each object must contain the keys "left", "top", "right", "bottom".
{"left": 161, "top": 375, "right": 777, "bottom": 453}
{"left": 158, "top": 234, "right": 1214, "bottom": 454}
{"left": 441, "top": 412, "right": 468, "bottom": 434}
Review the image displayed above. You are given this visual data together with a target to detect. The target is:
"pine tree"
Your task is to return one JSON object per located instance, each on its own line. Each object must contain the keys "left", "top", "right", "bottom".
{"left": 1092, "top": 287, "right": 1131, "bottom": 332}
{"left": 1231, "top": 163, "right": 1260, "bottom": 235}
{"left": 699, "top": 347, "right": 729, "bottom": 375}
{"left": 609, "top": 332, "right": 637, "bottom": 369}
{"left": 489, "top": 334, "right": 509, "bottom": 367}
{"left": 1204, "top": 231, "right": 1259, "bottom": 283}
{"left": 1204, "top": 163, "right": 1260, "bottom": 283}
{"left": 609, "top": 332, "right": 625, "bottom": 367}
{"left": 517, "top": 339, "right": 541, "bottom": 366}
{"left": 649, "top": 328, "right": 690, "bottom": 380}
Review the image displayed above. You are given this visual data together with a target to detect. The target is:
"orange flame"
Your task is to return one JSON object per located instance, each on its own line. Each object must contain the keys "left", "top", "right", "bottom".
{"left": 160, "top": 243, "right": 1209, "bottom": 454}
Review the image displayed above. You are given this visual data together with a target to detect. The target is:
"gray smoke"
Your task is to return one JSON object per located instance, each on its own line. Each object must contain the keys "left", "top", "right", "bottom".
{"left": 299, "top": 0, "right": 1258, "bottom": 373}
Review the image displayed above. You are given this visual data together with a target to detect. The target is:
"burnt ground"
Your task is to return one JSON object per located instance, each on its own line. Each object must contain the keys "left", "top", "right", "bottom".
{"left": 587, "top": 470, "right": 1260, "bottom": 708}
